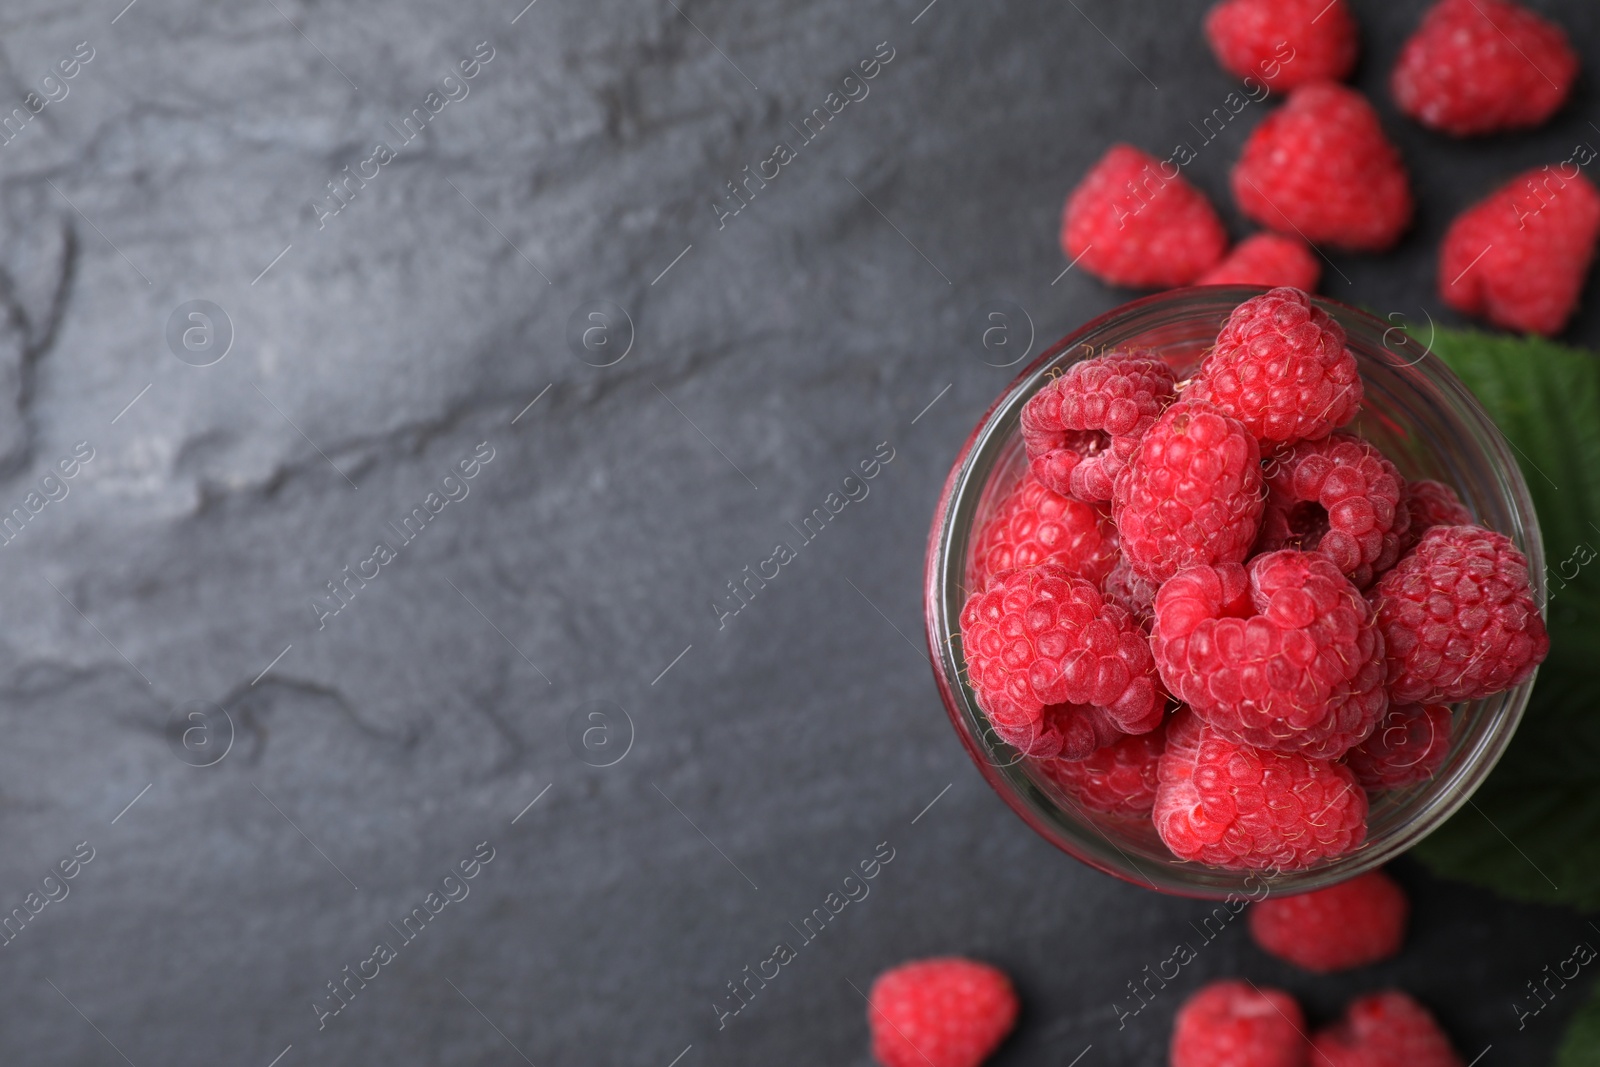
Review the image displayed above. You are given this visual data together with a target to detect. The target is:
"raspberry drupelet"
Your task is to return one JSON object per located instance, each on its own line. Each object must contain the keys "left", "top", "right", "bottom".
{"left": 1020, "top": 351, "right": 1177, "bottom": 503}
{"left": 1151, "top": 550, "right": 1387, "bottom": 760}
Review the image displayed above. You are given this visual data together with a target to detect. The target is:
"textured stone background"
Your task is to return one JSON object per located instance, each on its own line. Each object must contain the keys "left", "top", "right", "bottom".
{"left": 0, "top": 0, "right": 1594, "bottom": 1064}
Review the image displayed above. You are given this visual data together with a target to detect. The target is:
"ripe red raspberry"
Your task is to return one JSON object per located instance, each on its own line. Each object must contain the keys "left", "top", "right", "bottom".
{"left": 969, "top": 472, "right": 1118, "bottom": 591}
{"left": 1311, "top": 992, "right": 1463, "bottom": 1067}
{"left": 1040, "top": 718, "right": 1167, "bottom": 818}
{"left": 1020, "top": 351, "right": 1177, "bottom": 502}
{"left": 1438, "top": 167, "right": 1600, "bottom": 337}
{"left": 868, "top": 957, "right": 1018, "bottom": 1067}
{"left": 1256, "top": 433, "right": 1408, "bottom": 588}
{"left": 1372, "top": 525, "right": 1549, "bottom": 705}
{"left": 1113, "top": 401, "right": 1264, "bottom": 584}
{"left": 1170, "top": 979, "right": 1308, "bottom": 1067}
{"left": 1196, "top": 233, "right": 1321, "bottom": 291}
{"left": 960, "top": 564, "right": 1163, "bottom": 760}
{"left": 1155, "top": 707, "right": 1368, "bottom": 870}
{"left": 1204, "top": 0, "right": 1358, "bottom": 89}
{"left": 1402, "top": 480, "right": 1471, "bottom": 553}
{"left": 1062, "top": 144, "right": 1229, "bottom": 289}
{"left": 1190, "top": 287, "right": 1361, "bottom": 447}
{"left": 1344, "top": 703, "right": 1453, "bottom": 791}
{"left": 987, "top": 698, "right": 1131, "bottom": 763}
{"left": 1392, "top": 0, "right": 1577, "bottom": 137}
{"left": 1233, "top": 82, "right": 1413, "bottom": 252}
{"left": 1152, "top": 551, "right": 1387, "bottom": 760}
{"left": 1248, "top": 869, "right": 1409, "bottom": 972}
{"left": 1102, "top": 557, "right": 1161, "bottom": 625}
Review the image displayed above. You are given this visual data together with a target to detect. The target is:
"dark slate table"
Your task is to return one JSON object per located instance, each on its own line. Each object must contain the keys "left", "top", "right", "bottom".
{"left": 0, "top": 0, "right": 1594, "bottom": 1063}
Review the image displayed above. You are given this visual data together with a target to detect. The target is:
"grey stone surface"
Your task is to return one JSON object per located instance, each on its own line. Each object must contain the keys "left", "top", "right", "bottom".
{"left": 0, "top": 0, "right": 1593, "bottom": 1064}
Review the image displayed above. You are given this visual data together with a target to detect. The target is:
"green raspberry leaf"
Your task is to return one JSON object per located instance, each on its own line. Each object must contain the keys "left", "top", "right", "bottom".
{"left": 1406, "top": 325, "right": 1600, "bottom": 912}
{"left": 1558, "top": 976, "right": 1600, "bottom": 1067}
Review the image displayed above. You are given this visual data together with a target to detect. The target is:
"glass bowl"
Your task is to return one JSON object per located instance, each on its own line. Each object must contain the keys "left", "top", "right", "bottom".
{"left": 922, "top": 287, "right": 1544, "bottom": 899}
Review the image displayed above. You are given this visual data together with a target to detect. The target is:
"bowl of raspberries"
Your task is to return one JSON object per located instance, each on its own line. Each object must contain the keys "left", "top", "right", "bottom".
{"left": 924, "top": 285, "right": 1549, "bottom": 896}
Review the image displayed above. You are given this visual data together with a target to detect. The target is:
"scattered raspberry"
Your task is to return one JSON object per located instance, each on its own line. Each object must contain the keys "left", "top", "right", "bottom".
{"left": 1256, "top": 433, "right": 1409, "bottom": 588}
{"left": 1040, "top": 718, "right": 1167, "bottom": 818}
{"left": 1020, "top": 351, "right": 1178, "bottom": 502}
{"left": 1155, "top": 707, "right": 1368, "bottom": 870}
{"left": 961, "top": 564, "right": 1164, "bottom": 760}
{"left": 1170, "top": 979, "right": 1309, "bottom": 1067}
{"left": 1204, "top": 0, "right": 1358, "bottom": 90}
{"left": 1233, "top": 82, "right": 1413, "bottom": 252}
{"left": 1062, "top": 144, "right": 1229, "bottom": 289}
{"left": 1113, "top": 401, "right": 1264, "bottom": 584}
{"left": 1311, "top": 992, "right": 1464, "bottom": 1067}
{"left": 969, "top": 472, "right": 1118, "bottom": 591}
{"left": 1196, "top": 233, "right": 1322, "bottom": 291}
{"left": 1152, "top": 551, "right": 1387, "bottom": 760}
{"left": 1392, "top": 0, "right": 1577, "bottom": 137}
{"left": 1373, "top": 525, "right": 1549, "bottom": 704}
{"left": 868, "top": 957, "right": 1019, "bottom": 1067}
{"left": 1438, "top": 167, "right": 1600, "bottom": 337}
{"left": 1190, "top": 287, "right": 1361, "bottom": 447}
{"left": 1102, "top": 557, "right": 1161, "bottom": 625}
{"left": 1249, "top": 869, "right": 1409, "bottom": 972}
{"left": 1345, "top": 703, "right": 1453, "bottom": 791}
{"left": 1402, "top": 480, "right": 1472, "bottom": 552}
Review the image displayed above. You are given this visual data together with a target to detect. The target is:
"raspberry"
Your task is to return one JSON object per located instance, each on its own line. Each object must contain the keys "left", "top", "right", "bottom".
{"left": 1248, "top": 869, "right": 1409, "bottom": 972}
{"left": 1102, "top": 557, "right": 1161, "bottom": 625}
{"left": 1155, "top": 707, "right": 1368, "bottom": 870}
{"left": 1344, "top": 703, "right": 1453, "bottom": 791}
{"left": 1256, "top": 433, "right": 1408, "bottom": 588}
{"left": 1401, "top": 480, "right": 1471, "bottom": 552}
{"left": 1190, "top": 287, "right": 1361, "bottom": 447}
{"left": 1204, "top": 0, "right": 1358, "bottom": 89}
{"left": 1152, "top": 551, "right": 1387, "bottom": 760}
{"left": 1372, "top": 525, "right": 1549, "bottom": 704}
{"left": 1438, "top": 167, "right": 1600, "bottom": 337}
{"left": 1196, "top": 233, "right": 1321, "bottom": 291}
{"left": 987, "top": 698, "right": 1131, "bottom": 763}
{"left": 868, "top": 957, "right": 1018, "bottom": 1067}
{"left": 1233, "top": 82, "right": 1413, "bottom": 252}
{"left": 1062, "top": 145, "right": 1229, "bottom": 289}
{"left": 1391, "top": 0, "right": 1577, "bottom": 137}
{"left": 1311, "top": 992, "right": 1464, "bottom": 1067}
{"left": 969, "top": 472, "right": 1118, "bottom": 591}
{"left": 960, "top": 564, "right": 1163, "bottom": 760}
{"left": 1170, "top": 979, "right": 1308, "bottom": 1067}
{"left": 1040, "top": 718, "right": 1167, "bottom": 818}
{"left": 1020, "top": 351, "right": 1178, "bottom": 501}
{"left": 1113, "top": 401, "right": 1264, "bottom": 584}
